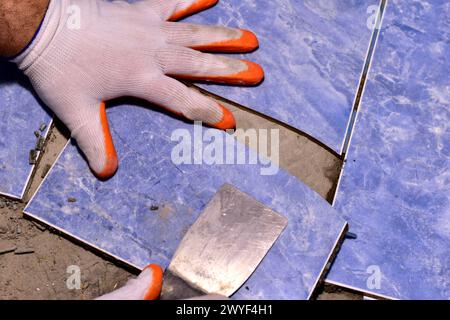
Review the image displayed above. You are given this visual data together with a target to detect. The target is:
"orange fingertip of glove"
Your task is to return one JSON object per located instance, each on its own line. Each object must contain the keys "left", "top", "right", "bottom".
{"left": 177, "top": 60, "right": 264, "bottom": 85}
{"left": 169, "top": 0, "right": 218, "bottom": 21}
{"left": 203, "top": 60, "right": 264, "bottom": 85}
{"left": 94, "top": 102, "right": 118, "bottom": 180}
{"left": 210, "top": 104, "right": 236, "bottom": 130}
{"left": 143, "top": 264, "right": 164, "bottom": 300}
{"left": 192, "top": 29, "right": 259, "bottom": 53}
{"left": 233, "top": 60, "right": 265, "bottom": 85}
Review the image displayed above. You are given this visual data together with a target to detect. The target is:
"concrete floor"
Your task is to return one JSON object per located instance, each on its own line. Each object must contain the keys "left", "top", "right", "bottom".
{"left": 0, "top": 90, "right": 361, "bottom": 300}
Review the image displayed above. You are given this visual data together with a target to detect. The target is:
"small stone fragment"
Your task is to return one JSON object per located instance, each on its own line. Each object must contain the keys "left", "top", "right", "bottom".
{"left": 29, "top": 149, "right": 38, "bottom": 165}
{"left": 67, "top": 197, "right": 77, "bottom": 203}
{"left": 39, "top": 123, "right": 47, "bottom": 132}
{"left": 150, "top": 205, "right": 159, "bottom": 211}
{"left": 34, "top": 131, "right": 41, "bottom": 138}
{"left": 32, "top": 221, "right": 47, "bottom": 231}
{"left": 0, "top": 243, "right": 17, "bottom": 255}
{"left": 0, "top": 225, "right": 8, "bottom": 234}
{"left": 35, "top": 137, "right": 45, "bottom": 151}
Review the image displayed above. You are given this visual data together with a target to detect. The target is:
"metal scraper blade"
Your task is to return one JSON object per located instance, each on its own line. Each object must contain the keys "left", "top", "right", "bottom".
{"left": 161, "top": 183, "right": 288, "bottom": 299}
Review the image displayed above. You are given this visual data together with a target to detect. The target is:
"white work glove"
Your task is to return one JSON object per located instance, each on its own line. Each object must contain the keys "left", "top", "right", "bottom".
{"left": 14, "top": 0, "right": 263, "bottom": 178}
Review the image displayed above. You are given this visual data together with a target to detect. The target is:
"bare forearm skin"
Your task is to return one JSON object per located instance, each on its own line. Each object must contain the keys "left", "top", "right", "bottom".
{"left": 0, "top": 0, "right": 50, "bottom": 57}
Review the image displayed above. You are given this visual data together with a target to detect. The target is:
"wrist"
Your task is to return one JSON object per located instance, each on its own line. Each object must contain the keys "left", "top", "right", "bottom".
{"left": 0, "top": 0, "right": 50, "bottom": 58}
{"left": 13, "top": 0, "right": 65, "bottom": 70}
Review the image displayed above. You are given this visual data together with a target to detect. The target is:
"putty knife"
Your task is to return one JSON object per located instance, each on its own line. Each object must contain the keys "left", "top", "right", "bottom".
{"left": 160, "top": 184, "right": 288, "bottom": 299}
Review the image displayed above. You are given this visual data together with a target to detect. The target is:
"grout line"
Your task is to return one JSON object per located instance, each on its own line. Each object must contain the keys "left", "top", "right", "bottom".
{"left": 338, "top": 0, "right": 384, "bottom": 156}
{"left": 325, "top": 0, "right": 392, "bottom": 300}
{"left": 340, "top": 0, "right": 387, "bottom": 159}
{"left": 332, "top": 0, "right": 388, "bottom": 206}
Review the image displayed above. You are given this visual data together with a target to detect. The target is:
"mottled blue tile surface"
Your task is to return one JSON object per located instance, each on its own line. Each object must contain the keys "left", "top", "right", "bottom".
{"left": 0, "top": 63, "right": 52, "bottom": 199}
{"left": 327, "top": 1, "right": 450, "bottom": 299}
{"left": 25, "top": 102, "right": 347, "bottom": 299}
{"left": 187, "top": 0, "right": 378, "bottom": 153}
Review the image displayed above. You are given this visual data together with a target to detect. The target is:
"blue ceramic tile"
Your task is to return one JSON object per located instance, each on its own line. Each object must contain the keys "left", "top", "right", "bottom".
{"left": 186, "top": 0, "right": 379, "bottom": 153}
{"left": 327, "top": 0, "right": 450, "bottom": 299}
{"left": 25, "top": 102, "right": 347, "bottom": 299}
{"left": 0, "top": 62, "right": 52, "bottom": 199}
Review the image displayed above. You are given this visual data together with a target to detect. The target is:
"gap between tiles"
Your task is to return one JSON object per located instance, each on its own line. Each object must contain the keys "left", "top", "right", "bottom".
{"left": 333, "top": 0, "right": 387, "bottom": 206}
{"left": 191, "top": 84, "right": 343, "bottom": 203}
{"left": 23, "top": 119, "right": 70, "bottom": 203}
{"left": 340, "top": 0, "right": 387, "bottom": 159}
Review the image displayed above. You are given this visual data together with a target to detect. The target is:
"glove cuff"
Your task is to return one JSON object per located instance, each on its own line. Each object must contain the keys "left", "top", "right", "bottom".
{"left": 12, "top": 0, "right": 64, "bottom": 71}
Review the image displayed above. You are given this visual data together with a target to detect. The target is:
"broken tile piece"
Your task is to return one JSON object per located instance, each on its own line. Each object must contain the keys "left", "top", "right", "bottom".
{"left": 25, "top": 103, "right": 347, "bottom": 299}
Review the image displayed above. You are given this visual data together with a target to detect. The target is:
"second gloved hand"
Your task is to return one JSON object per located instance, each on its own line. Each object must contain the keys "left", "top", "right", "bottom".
{"left": 14, "top": 0, "right": 263, "bottom": 178}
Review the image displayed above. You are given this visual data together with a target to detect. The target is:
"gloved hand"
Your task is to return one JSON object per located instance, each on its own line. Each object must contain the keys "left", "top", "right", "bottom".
{"left": 13, "top": 0, "right": 263, "bottom": 179}
{"left": 96, "top": 264, "right": 163, "bottom": 300}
